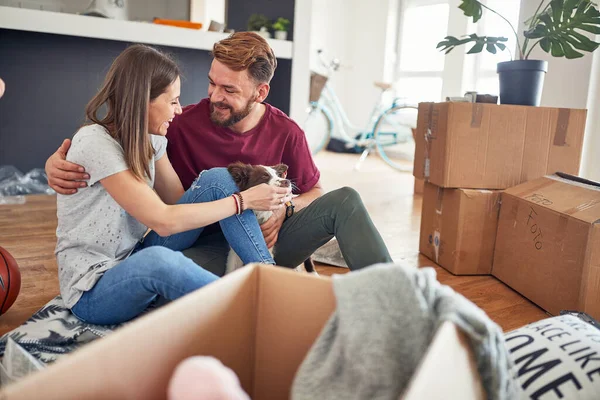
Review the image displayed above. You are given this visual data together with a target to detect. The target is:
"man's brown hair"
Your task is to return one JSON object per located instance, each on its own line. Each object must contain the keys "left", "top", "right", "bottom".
{"left": 212, "top": 32, "right": 277, "bottom": 84}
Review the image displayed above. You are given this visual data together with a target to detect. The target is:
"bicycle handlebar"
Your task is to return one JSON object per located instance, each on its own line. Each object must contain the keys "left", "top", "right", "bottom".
{"left": 316, "top": 49, "right": 341, "bottom": 74}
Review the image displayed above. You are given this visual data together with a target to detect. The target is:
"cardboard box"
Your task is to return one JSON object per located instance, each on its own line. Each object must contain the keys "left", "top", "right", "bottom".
{"left": 414, "top": 177, "right": 425, "bottom": 194}
{"left": 420, "top": 183, "right": 501, "bottom": 275}
{"left": 0, "top": 265, "right": 484, "bottom": 400}
{"left": 413, "top": 102, "right": 586, "bottom": 189}
{"left": 492, "top": 173, "right": 600, "bottom": 320}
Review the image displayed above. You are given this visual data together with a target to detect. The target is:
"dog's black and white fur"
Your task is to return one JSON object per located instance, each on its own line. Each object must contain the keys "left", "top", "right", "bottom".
{"left": 226, "top": 162, "right": 316, "bottom": 275}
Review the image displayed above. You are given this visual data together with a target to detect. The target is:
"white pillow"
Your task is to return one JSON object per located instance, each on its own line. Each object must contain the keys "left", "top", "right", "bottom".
{"left": 505, "top": 315, "right": 600, "bottom": 399}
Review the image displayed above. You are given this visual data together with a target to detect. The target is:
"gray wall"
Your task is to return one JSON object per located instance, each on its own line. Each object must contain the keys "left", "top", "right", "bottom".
{"left": 0, "top": 0, "right": 190, "bottom": 21}
{"left": 0, "top": 28, "right": 291, "bottom": 172}
{"left": 226, "top": 0, "right": 295, "bottom": 41}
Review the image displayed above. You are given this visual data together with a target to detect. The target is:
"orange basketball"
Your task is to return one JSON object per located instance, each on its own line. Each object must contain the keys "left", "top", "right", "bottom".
{"left": 0, "top": 246, "right": 21, "bottom": 315}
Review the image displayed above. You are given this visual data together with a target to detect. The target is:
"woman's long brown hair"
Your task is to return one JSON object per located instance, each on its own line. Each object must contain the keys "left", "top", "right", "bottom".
{"left": 85, "top": 44, "right": 180, "bottom": 181}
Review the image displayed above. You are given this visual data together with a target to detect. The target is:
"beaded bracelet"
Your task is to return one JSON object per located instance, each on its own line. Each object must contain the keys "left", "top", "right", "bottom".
{"left": 232, "top": 194, "right": 240, "bottom": 215}
{"left": 235, "top": 192, "right": 245, "bottom": 213}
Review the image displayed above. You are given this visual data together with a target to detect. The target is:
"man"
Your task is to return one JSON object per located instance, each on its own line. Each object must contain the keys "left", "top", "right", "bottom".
{"left": 46, "top": 32, "right": 392, "bottom": 276}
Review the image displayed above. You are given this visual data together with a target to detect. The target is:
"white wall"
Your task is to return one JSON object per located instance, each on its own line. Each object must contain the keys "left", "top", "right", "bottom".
{"left": 189, "top": 0, "right": 227, "bottom": 27}
{"left": 517, "top": 0, "right": 593, "bottom": 109}
{"left": 309, "top": 0, "right": 394, "bottom": 131}
{"left": 517, "top": 0, "right": 598, "bottom": 180}
{"left": 309, "top": 0, "right": 353, "bottom": 119}
{"left": 581, "top": 46, "right": 600, "bottom": 181}
{"left": 289, "top": 0, "right": 312, "bottom": 123}
{"left": 344, "top": 0, "right": 394, "bottom": 128}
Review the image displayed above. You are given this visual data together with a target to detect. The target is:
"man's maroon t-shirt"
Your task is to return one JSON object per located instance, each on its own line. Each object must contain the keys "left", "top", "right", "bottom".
{"left": 166, "top": 98, "right": 320, "bottom": 194}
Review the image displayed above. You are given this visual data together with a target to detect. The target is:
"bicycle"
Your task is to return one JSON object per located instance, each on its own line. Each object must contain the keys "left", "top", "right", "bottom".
{"left": 302, "top": 49, "right": 418, "bottom": 171}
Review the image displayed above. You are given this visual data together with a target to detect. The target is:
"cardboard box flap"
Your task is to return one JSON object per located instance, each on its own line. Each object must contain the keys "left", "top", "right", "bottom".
{"left": 254, "top": 266, "right": 335, "bottom": 399}
{"left": 401, "top": 321, "right": 484, "bottom": 399}
{"left": 505, "top": 174, "right": 600, "bottom": 224}
{"left": 555, "top": 171, "right": 600, "bottom": 189}
{"left": 1, "top": 265, "right": 261, "bottom": 400}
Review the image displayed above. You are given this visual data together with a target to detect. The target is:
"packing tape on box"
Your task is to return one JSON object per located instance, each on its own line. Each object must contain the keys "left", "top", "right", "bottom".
{"left": 477, "top": 194, "right": 501, "bottom": 271}
{"left": 433, "top": 187, "right": 444, "bottom": 263}
{"left": 433, "top": 230, "right": 441, "bottom": 263}
{"left": 556, "top": 214, "right": 569, "bottom": 244}
{"left": 564, "top": 198, "right": 600, "bottom": 215}
{"left": 470, "top": 103, "right": 483, "bottom": 128}
{"left": 435, "top": 187, "right": 444, "bottom": 215}
{"left": 553, "top": 108, "right": 570, "bottom": 146}
{"left": 423, "top": 103, "right": 435, "bottom": 179}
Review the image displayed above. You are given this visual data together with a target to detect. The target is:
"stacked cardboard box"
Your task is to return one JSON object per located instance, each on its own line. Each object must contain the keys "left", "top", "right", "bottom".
{"left": 492, "top": 173, "right": 600, "bottom": 320}
{"left": 419, "top": 183, "right": 501, "bottom": 275}
{"left": 415, "top": 102, "right": 586, "bottom": 275}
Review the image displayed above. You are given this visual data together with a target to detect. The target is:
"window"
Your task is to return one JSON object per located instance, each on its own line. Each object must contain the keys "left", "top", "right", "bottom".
{"left": 396, "top": 0, "right": 450, "bottom": 102}
{"left": 395, "top": 0, "right": 521, "bottom": 100}
{"left": 470, "top": 0, "right": 522, "bottom": 95}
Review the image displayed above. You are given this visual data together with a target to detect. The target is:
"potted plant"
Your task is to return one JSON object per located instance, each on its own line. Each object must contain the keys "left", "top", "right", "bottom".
{"left": 437, "top": 0, "right": 600, "bottom": 106}
{"left": 273, "top": 17, "right": 291, "bottom": 40}
{"left": 247, "top": 14, "right": 272, "bottom": 39}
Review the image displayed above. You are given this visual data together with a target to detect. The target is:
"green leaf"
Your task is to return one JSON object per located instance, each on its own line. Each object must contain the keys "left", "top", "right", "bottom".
{"left": 578, "top": 23, "right": 600, "bottom": 33}
{"left": 437, "top": 34, "right": 508, "bottom": 55}
{"left": 550, "top": 38, "right": 565, "bottom": 56}
{"left": 565, "top": 0, "right": 581, "bottom": 10}
{"left": 558, "top": 38, "right": 585, "bottom": 58}
{"left": 540, "top": 38, "right": 551, "bottom": 52}
{"left": 468, "top": 41, "right": 485, "bottom": 53}
{"left": 458, "top": 0, "right": 484, "bottom": 23}
{"left": 525, "top": 0, "right": 600, "bottom": 58}
{"left": 562, "top": 30, "right": 599, "bottom": 50}
{"left": 553, "top": 0, "right": 565, "bottom": 26}
{"left": 524, "top": 24, "right": 548, "bottom": 39}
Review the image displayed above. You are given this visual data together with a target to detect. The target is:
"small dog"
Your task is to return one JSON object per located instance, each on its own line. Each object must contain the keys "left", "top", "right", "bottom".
{"left": 226, "top": 161, "right": 316, "bottom": 275}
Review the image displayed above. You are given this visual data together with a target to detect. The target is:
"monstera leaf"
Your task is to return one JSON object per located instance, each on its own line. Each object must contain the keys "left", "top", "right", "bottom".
{"left": 437, "top": 34, "right": 508, "bottom": 54}
{"left": 524, "top": 0, "right": 600, "bottom": 59}
{"left": 458, "top": 0, "right": 485, "bottom": 23}
{"left": 439, "top": 0, "right": 600, "bottom": 60}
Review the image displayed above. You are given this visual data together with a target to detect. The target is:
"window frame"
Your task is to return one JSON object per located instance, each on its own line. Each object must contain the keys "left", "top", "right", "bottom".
{"left": 395, "top": 0, "right": 521, "bottom": 100}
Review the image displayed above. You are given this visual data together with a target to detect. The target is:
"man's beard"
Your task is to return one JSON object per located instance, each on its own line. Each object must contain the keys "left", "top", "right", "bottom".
{"left": 210, "top": 97, "right": 255, "bottom": 127}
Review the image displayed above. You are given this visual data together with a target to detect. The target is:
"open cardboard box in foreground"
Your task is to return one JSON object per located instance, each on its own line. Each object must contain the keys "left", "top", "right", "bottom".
{"left": 1, "top": 265, "right": 484, "bottom": 399}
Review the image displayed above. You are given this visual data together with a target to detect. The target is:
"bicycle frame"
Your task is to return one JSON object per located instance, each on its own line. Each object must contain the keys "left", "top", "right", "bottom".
{"left": 312, "top": 81, "right": 394, "bottom": 146}
{"left": 306, "top": 50, "right": 417, "bottom": 170}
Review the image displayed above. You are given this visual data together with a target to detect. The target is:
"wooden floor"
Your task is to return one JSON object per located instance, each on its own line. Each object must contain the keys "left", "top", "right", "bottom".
{"left": 0, "top": 151, "right": 547, "bottom": 335}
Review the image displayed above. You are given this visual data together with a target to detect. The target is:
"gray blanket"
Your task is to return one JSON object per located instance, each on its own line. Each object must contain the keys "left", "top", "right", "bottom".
{"left": 291, "top": 263, "right": 519, "bottom": 400}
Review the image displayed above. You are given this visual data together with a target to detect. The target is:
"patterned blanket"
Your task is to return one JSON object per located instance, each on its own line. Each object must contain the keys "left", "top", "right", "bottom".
{"left": 0, "top": 296, "right": 119, "bottom": 385}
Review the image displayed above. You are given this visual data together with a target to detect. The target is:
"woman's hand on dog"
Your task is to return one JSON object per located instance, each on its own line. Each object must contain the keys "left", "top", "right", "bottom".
{"left": 241, "top": 184, "right": 292, "bottom": 212}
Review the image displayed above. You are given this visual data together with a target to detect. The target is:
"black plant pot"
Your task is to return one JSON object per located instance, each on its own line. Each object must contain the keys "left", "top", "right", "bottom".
{"left": 497, "top": 60, "right": 548, "bottom": 106}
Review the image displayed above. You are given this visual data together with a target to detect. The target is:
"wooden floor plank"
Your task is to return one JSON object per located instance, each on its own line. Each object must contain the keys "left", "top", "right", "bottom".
{"left": 0, "top": 151, "right": 547, "bottom": 335}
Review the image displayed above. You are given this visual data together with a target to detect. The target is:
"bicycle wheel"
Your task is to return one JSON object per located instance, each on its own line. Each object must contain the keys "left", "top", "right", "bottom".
{"left": 302, "top": 103, "right": 332, "bottom": 155}
{"left": 373, "top": 105, "right": 418, "bottom": 171}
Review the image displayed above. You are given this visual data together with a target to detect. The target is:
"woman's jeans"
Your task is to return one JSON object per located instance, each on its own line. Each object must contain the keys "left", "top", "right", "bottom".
{"left": 71, "top": 168, "right": 273, "bottom": 325}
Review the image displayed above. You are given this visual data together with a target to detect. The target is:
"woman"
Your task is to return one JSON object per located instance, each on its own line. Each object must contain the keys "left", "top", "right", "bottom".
{"left": 56, "top": 44, "right": 291, "bottom": 325}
